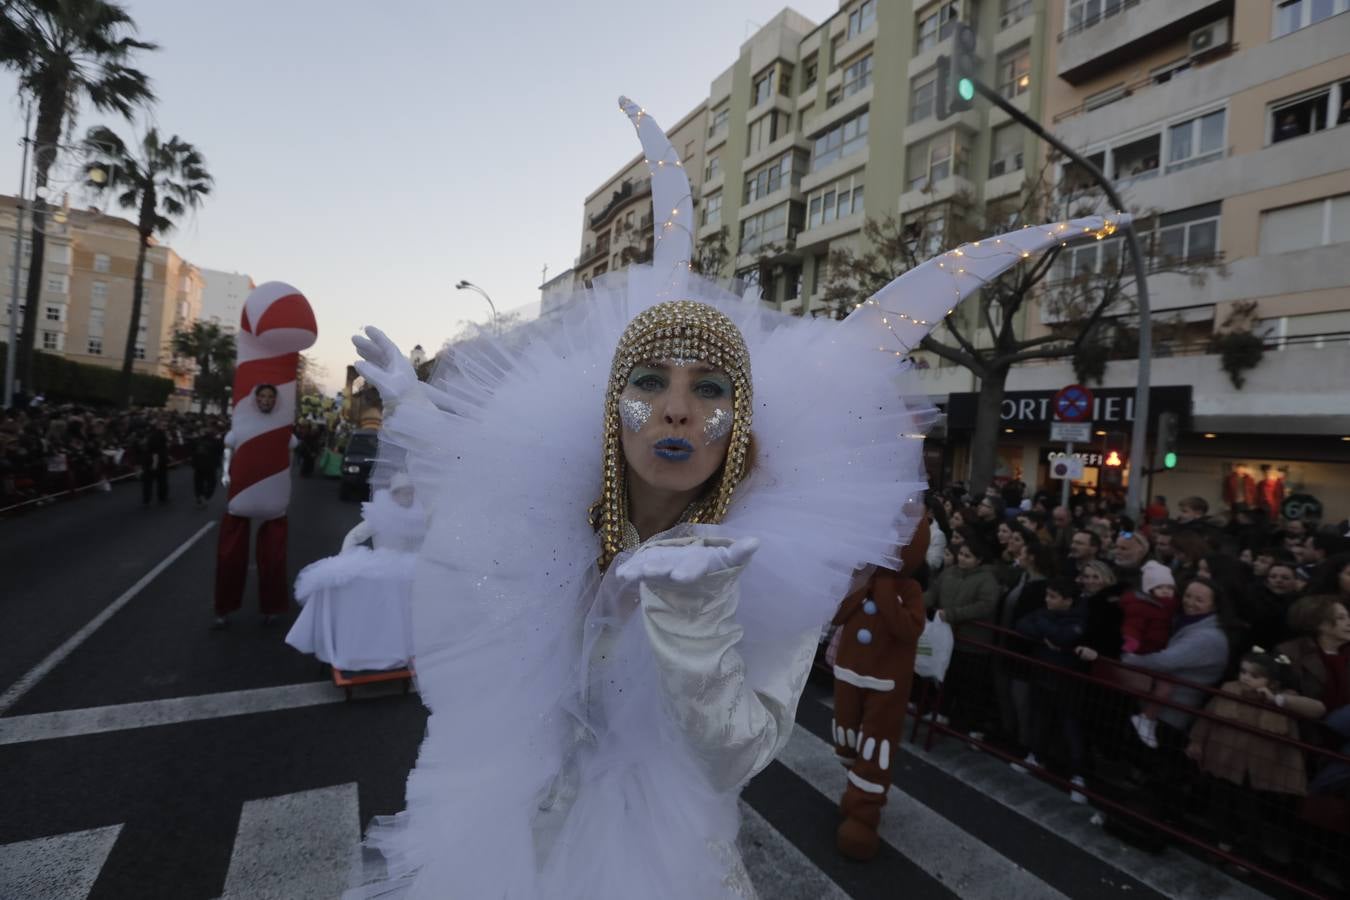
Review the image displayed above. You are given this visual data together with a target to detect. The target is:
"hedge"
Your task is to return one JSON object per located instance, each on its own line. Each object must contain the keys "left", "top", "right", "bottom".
{"left": 0, "top": 342, "right": 175, "bottom": 407}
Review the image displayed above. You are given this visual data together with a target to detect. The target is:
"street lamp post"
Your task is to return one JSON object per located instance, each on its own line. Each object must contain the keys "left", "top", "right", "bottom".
{"left": 454, "top": 279, "right": 499, "bottom": 334}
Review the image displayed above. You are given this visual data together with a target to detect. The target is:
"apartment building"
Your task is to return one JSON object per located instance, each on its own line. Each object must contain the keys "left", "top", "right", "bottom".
{"left": 574, "top": 0, "right": 1049, "bottom": 313}
{"left": 923, "top": 0, "right": 1350, "bottom": 513}
{"left": 199, "top": 268, "right": 255, "bottom": 332}
{"left": 2, "top": 195, "right": 205, "bottom": 409}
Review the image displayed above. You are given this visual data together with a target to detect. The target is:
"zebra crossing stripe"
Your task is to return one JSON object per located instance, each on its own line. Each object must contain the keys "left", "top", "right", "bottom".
{"left": 737, "top": 800, "right": 851, "bottom": 900}
{"left": 217, "top": 783, "right": 360, "bottom": 900}
{"left": 776, "top": 726, "right": 1072, "bottom": 900}
{"left": 0, "top": 824, "right": 122, "bottom": 900}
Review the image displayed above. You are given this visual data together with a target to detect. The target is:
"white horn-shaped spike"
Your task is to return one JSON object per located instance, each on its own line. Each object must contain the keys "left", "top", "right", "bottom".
{"left": 843, "top": 213, "right": 1133, "bottom": 355}
{"left": 619, "top": 96, "right": 693, "bottom": 298}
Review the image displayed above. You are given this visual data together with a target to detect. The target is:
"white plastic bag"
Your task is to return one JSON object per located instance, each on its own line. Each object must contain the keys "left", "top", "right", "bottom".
{"left": 914, "top": 616, "right": 954, "bottom": 682}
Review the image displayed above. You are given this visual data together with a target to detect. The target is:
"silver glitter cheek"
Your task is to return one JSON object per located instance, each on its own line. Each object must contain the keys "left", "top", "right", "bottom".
{"left": 619, "top": 398, "right": 653, "bottom": 433}
{"left": 703, "top": 408, "right": 732, "bottom": 445}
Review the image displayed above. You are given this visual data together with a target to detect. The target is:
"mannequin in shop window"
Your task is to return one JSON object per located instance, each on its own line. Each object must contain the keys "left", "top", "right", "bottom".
{"left": 1223, "top": 463, "right": 1257, "bottom": 512}
{"left": 1257, "top": 465, "right": 1286, "bottom": 519}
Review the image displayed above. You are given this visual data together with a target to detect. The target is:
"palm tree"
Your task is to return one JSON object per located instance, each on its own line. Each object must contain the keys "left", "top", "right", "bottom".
{"left": 169, "top": 320, "right": 234, "bottom": 412}
{"left": 0, "top": 0, "right": 157, "bottom": 396}
{"left": 81, "top": 126, "right": 212, "bottom": 406}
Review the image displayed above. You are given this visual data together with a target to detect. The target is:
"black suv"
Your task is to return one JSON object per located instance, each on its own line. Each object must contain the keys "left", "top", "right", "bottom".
{"left": 339, "top": 429, "right": 380, "bottom": 501}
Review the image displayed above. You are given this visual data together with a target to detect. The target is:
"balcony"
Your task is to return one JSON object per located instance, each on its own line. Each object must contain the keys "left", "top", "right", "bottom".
{"left": 575, "top": 239, "right": 609, "bottom": 268}
{"left": 1056, "top": 0, "right": 1229, "bottom": 84}
{"left": 588, "top": 177, "right": 652, "bottom": 230}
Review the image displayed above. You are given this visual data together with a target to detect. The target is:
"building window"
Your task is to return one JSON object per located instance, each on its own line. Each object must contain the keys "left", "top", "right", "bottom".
{"left": 134, "top": 345, "right": 146, "bottom": 360}
{"left": 1067, "top": 0, "right": 1141, "bottom": 35}
{"left": 916, "top": 2, "right": 967, "bottom": 53}
{"left": 708, "top": 106, "right": 729, "bottom": 139}
{"left": 841, "top": 55, "right": 873, "bottom": 100}
{"left": 1271, "top": 81, "right": 1350, "bottom": 143}
{"left": 989, "top": 124, "right": 1023, "bottom": 177}
{"left": 48, "top": 244, "right": 71, "bottom": 265}
{"left": 753, "top": 69, "right": 774, "bottom": 106}
{"left": 811, "top": 109, "right": 869, "bottom": 171}
{"left": 903, "top": 206, "right": 949, "bottom": 260}
{"left": 87, "top": 338, "right": 102, "bottom": 355}
{"left": 142, "top": 261, "right": 154, "bottom": 280}
{"left": 1152, "top": 203, "right": 1221, "bottom": 265}
{"left": 42, "top": 331, "right": 61, "bottom": 350}
{"left": 703, "top": 192, "right": 723, "bottom": 227}
{"left": 848, "top": 0, "right": 877, "bottom": 38}
{"left": 807, "top": 175, "right": 865, "bottom": 229}
{"left": 830, "top": 34, "right": 844, "bottom": 71}
{"left": 1000, "top": 0, "right": 1032, "bottom": 29}
{"left": 93, "top": 253, "right": 111, "bottom": 272}
{"left": 705, "top": 155, "right": 720, "bottom": 181}
{"left": 1166, "top": 109, "right": 1225, "bottom": 172}
{"left": 1259, "top": 194, "right": 1350, "bottom": 254}
{"left": 45, "top": 304, "right": 61, "bottom": 321}
{"left": 1274, "top": 0, "right": 1349, "bottom": 38}
{"left": 1110, "top": 133, "right": 1161, "bottom": 183}
{"left": 802, "top": 55, "right": 819, "bottom": 94}
{"left": 744, "top": 151, "right": 802, "bottom": 204}
{"left": 88, "top": 307, "right": 104, "bottom": 338}
{"left": 1151, "top": 58, "right": 1192, "bottom": 84}
{"left": 45, "top": 274, "right": 68, "bottom": 294}
{"left": 910, "top": 70, "right": 938, "bottom": 122}
{"left": 995, "top": 44, "right": 1031, "bottom": 99}
{"left": 905, "top": 130, "right": 970, "bottom": 191}
{"left": 1059, "top": 236, "right": 1124, "bottom": 278}
{"left": 739, "top": 202, "right": 802, "bottom": 255}
{"left": 747, "top": 111, "right": 788, "bottom": 154}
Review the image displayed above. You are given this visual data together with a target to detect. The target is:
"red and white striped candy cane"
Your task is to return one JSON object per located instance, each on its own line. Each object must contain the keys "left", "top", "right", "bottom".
{"left": 225, "top": 281, "right": 318, "bottom": 520}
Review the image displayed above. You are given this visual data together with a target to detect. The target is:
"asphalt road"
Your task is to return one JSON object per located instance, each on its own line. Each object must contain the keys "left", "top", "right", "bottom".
{"left": 0, "top": 468, "right": 1276, "bottom": 899}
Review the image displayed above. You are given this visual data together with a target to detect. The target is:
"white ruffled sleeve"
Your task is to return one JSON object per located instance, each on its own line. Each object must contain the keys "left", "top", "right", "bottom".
{"left": 637, "top": 540, "right": 817, "bottom": 793}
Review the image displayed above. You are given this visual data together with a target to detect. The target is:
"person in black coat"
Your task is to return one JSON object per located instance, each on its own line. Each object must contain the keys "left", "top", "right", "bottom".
{"left": 190, "top": 424, "right": 225, "bottom": 507}
{"left": 139, "top": 418, "right": 170, "bottom": 506}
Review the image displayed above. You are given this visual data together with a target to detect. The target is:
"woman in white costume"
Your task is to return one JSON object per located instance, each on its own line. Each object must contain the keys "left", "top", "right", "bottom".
{"left": 286, "top": 473, "right": 427, "bottom": 671}
{"left": 346, "top": 98, "right": 1126, "bottom": 899}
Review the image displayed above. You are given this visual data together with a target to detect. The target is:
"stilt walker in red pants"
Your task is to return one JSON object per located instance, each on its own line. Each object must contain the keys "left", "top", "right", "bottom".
{"left": 212, "top": 282, "right": 318, "bottom": 629}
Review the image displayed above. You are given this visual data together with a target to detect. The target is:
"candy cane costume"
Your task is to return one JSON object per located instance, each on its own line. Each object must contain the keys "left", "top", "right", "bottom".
{"left": 345, "top": 97, "right": 1127, "bottom": 898}
{"left": 213, "top": 282, "right": 317, "bottom": 624}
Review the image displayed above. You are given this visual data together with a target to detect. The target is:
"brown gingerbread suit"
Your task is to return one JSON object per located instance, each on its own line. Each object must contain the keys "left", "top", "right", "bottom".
{"left": 831, "top": 518, "right": 930, "bottom": 860}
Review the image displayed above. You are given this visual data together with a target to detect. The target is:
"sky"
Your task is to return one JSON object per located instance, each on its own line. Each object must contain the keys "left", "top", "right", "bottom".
{"left": 2, "top": 0, "right": 840, "bottom": 392}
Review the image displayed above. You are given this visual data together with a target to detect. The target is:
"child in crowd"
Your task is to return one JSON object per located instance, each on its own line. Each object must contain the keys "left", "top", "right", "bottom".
{"left": 1127, "top": 561, "right": 1181, "bottom": 749}
{"left": 1013, "top": 577, "right": 1090, "bottom": 803}
{"left": 1186, "top": 648, "right": 1324, "bottom": 854}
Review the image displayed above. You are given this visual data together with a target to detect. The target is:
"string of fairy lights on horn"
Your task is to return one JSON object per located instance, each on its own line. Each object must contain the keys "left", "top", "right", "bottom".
{"left": 620, "top": 99, "right": 697, "bottom": 274}
{"left": 860, "top": 215, "right": 1121, "bottom": 358}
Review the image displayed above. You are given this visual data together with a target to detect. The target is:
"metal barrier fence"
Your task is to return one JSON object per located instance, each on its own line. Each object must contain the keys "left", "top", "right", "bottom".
{"left": 910, "top": 621, "right": 1350, "bottom": 900}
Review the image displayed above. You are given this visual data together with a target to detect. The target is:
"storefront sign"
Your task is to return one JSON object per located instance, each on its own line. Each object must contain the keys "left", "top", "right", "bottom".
{"left": 945, "top": 386, "right": 1191, "bottom": 431}
{"left": 1042, "top": 448, "right": 1106, "bottom": 468}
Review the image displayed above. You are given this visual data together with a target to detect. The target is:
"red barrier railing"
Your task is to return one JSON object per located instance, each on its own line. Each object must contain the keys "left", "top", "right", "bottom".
{"left": 907, "top": 620, "right": 1349, "bottom": 900}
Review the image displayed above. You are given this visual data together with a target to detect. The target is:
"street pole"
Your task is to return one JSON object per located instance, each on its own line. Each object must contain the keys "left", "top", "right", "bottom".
{"left": 973, "top": 81, "right": 1152, "bottom": 516}
{"left": 5, "top": 101, "right": 33, "bottom": 410}
{"left": 1061, "top": 442, "right": 1073, "bottom": 509}
{"left": 454, "top": 280, "right": 499, "bottom": 334}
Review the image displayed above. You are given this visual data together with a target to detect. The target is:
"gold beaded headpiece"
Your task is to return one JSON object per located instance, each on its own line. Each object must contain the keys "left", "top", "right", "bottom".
{"left": 594, "top": 300, "right": 753, "bottom": 570}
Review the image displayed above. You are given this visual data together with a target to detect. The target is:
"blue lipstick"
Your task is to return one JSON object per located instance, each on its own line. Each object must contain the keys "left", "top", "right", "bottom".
{"left": 654, "top": 437, "right": 694, "bottom": 461}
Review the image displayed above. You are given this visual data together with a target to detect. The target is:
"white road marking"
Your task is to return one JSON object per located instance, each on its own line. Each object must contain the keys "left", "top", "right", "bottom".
{"left": 737, "top": 801, "right": 850, "bottom": 900}
{"left": 218, "top": 784, "right": 360, "bottom": 900}
{"left": 0, "top": 680, "right": 370, "bottom": 746}
{"left": 0, "top": 521, "right": 217, "bottom": 715}
{"left": 0, "top": 824, "right": 122, "bottom": 900}
{"left": 780, "top": 725, "right": 1071, "bottom": 900}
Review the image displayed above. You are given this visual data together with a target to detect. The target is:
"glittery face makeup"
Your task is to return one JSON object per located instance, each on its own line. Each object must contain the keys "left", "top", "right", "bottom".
{"left": 703, "top": 407, "right": 732, "bottom": 445}
{"left": 619, "top": 397, "right": 652, "bottom": 433}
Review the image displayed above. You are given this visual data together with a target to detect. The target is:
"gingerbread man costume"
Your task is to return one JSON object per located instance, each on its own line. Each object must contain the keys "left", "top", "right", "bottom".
{"left": 831, "top": 517, "right": 931, "bottom": 860}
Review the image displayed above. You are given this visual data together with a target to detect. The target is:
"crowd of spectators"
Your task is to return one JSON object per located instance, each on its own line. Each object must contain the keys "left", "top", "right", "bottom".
{"left": 918, "top": 482, "right": 1350, "bottom": 890}
{"left": 0, "top": 402, "right": 229, "bottom": 509}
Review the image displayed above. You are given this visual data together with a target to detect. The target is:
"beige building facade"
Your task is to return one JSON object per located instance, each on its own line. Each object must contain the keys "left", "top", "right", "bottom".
{"left": 2, "top": 195, "right": 205, "bottom": 409}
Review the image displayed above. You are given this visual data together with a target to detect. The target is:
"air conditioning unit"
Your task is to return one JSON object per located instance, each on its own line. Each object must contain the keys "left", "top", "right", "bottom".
{"left": 1189, "top": 19, "right": 1230, "bottom": 58}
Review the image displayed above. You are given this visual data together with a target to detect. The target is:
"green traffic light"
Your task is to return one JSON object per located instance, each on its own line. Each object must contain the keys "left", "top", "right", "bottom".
{"left": 958, "top": 79, "right": 975, "bottom": 101}
{"left": 1163, "top": 451, "right": 1178, "bottom": 469}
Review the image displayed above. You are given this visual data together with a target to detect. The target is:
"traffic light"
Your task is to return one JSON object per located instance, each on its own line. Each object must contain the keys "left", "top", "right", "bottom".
{"left": 935, "top": 23, "right": 978, "bottom": 120}
{"left": 1155, "top": 411, "right": 1180, "bottom": 470}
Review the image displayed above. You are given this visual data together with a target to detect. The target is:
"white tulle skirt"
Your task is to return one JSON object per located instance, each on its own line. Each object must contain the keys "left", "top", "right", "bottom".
{"left": 287, "top": 548, "right": 415, "bottom": 671}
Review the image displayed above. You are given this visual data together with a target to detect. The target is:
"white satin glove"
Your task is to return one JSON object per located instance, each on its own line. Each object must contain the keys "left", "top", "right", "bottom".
{"left": 351, "top": 326, "right": 459, "bottom": 414}
{"left": 617, "top": 536, "right": 808, "bottom": 792}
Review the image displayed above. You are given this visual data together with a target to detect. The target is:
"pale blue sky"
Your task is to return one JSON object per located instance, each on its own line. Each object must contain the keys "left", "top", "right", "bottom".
{"left": 3, "top": 0, "right": 838, "bottom": 391}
